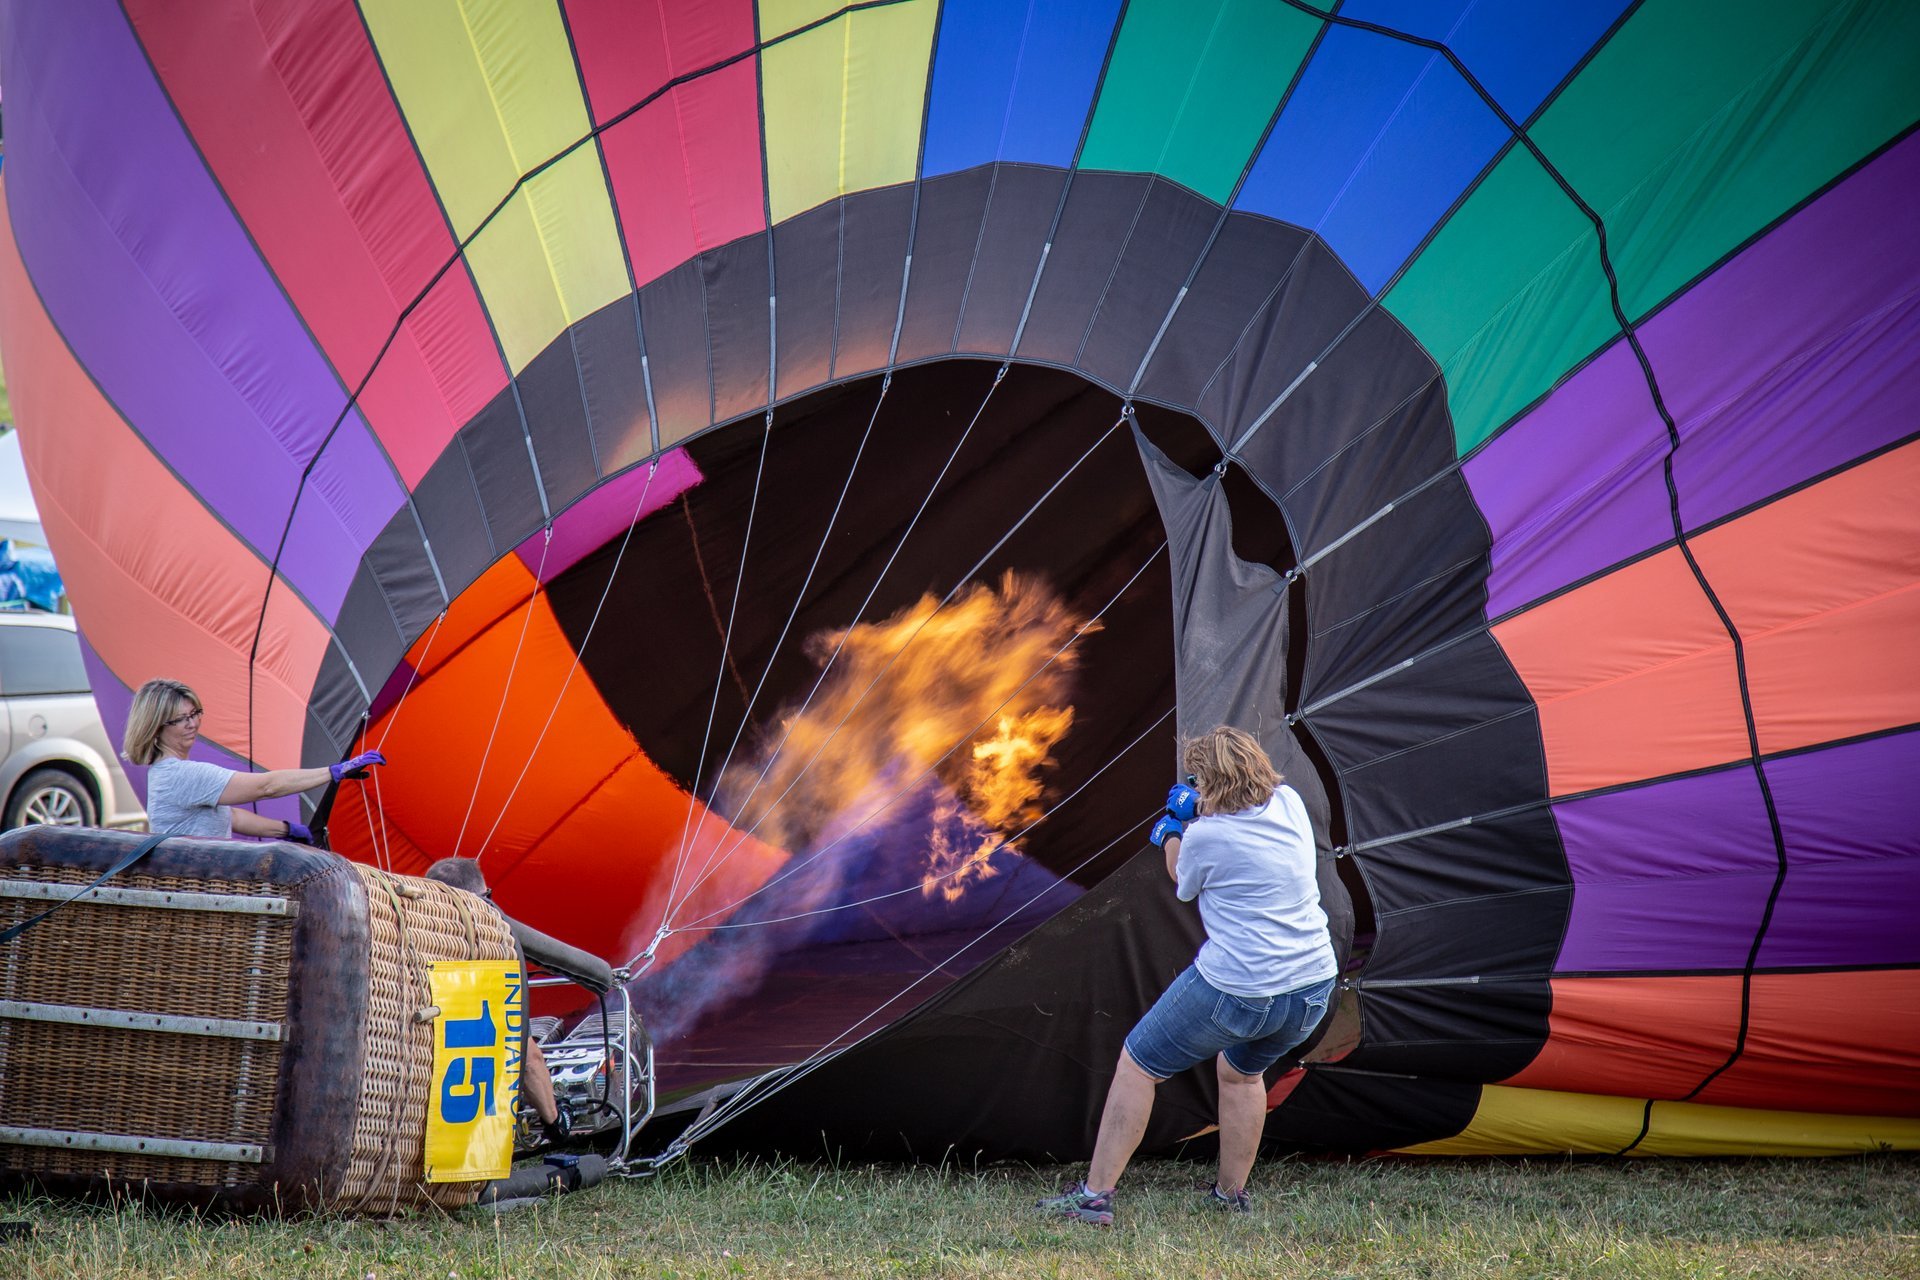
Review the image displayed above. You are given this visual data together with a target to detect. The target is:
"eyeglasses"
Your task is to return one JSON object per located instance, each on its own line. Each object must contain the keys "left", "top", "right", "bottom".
{"left": 163, "top": 708, "right": 205, "bottom": 729}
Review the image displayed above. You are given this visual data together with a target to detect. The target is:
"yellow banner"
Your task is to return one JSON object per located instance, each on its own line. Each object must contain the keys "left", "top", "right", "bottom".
{"left": 425, "top": 959, "right": 523, "bottom": 1183}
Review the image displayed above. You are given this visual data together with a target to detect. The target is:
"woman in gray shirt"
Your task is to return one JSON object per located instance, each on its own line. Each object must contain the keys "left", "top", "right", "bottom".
{"left": 123, "top": 677, "right": 385, "bottom": 840}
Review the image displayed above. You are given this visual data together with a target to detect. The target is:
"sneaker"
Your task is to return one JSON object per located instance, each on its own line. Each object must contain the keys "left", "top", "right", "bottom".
{"left": 1204, "top": 1183, "right": 1252, "bottom": 1213}
{"left": 1035, "top": 1181, "right": 1115, "bottom": 1226}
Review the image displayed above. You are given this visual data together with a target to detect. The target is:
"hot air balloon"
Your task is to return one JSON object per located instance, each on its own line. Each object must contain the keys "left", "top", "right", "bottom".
{"left": 0, "top": 0, "right": 1914, "bottom": 1164}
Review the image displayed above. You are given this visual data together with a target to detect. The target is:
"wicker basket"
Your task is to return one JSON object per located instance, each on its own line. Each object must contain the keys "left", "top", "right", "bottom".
{"left": 0, "top": 826, "right": 517, "bottom": 1214}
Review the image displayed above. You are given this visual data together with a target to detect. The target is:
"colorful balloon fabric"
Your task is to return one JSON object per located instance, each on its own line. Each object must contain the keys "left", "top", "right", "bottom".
{"left": 0, "top": 0, "right": 1915, "bottom": 1159}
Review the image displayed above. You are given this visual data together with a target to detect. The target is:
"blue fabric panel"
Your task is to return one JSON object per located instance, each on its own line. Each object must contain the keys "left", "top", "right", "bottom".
{"left": 1235, "top": 25, "right": 1507, "bottom": 294}
{"left": 921, "top": 0, "right": 1123, "bottom": 176}
{"left": 1342, "top": 0, "right": 1631, "bottom": 122}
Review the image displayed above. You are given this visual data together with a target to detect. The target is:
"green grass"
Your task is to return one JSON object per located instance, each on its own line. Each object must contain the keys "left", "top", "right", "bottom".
{"left": 4, "top": 1154, "right": 1917, "bottom": 1279}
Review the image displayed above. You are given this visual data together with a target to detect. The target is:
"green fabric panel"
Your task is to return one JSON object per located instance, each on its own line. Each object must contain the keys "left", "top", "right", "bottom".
{"left": 1385, "top": 153, "right": 1618, "bottom": 457}
{"left": 1388, "top": 0, "right": 1920, "bottom": 456}
{"left": 1079, "top": 0, "right": 1318, "bottom": 202}
{"left": 1539, "top": 0, "right": 1920, "bottom": 321}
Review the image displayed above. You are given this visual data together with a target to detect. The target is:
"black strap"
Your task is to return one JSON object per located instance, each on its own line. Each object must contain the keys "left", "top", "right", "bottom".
{"left": 0, "top": 832, "right": 170, "bottom": 944}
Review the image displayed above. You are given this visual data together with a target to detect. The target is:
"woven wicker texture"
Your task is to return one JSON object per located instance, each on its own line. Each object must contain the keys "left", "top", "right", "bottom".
{"left": 0, "top": 862, "right": 292, "bottom": 1190}
{"left": 335, "top": 866, "right": 517, "bottom": 1215}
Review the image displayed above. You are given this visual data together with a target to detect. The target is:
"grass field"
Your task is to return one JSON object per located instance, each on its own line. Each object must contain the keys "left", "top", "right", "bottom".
{"left": 4, "top": 1153, "right": 1916, "bottom": 1279}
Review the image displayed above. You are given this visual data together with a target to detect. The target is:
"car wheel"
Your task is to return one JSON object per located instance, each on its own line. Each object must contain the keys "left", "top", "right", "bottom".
{"left": 6, "top": 767, "right": 97, "bottom": 829}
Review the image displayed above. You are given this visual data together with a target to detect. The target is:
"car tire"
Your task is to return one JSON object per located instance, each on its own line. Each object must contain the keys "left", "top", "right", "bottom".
{"left": 6, "top": 767, "right": 97, "bottom": 829}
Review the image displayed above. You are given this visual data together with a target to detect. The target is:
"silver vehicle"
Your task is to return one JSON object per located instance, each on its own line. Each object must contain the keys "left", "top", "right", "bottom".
{"left": 0, "top": 612, "right": 143, "bottom": 830}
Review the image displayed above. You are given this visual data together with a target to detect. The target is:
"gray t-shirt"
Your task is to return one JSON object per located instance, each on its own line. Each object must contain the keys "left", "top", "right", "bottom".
{"left": 1175, "top": 784, "right": 1337, "bottom": 997}
{"left": 146, "top": 757, "right": 236, "bottom": 838}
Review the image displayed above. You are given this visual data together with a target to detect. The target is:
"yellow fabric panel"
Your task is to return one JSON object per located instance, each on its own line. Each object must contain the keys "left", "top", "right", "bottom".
{"left": 762, "top": 0, "right": 938, "bottom": 224}
{"left": 1402, "top": 1085, "right": 1920, "bottom": 1158}
{"left": 361, "top": 0, "right": 627, "bottom": 370}
{"left": 759, "top": 0, "right": 848, "bottom": 39}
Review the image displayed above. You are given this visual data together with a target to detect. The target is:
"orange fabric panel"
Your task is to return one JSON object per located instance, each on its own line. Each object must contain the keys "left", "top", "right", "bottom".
{"left": 1689, "top": 441, "right": 1920, "bottom": 756}
{"left": 1504, "top": 976, "right": 1742, "bottom": 1099}
{"left": 1492, "top": 550, "right": 1748, "bottom": 792}
{"left": 327, "top": 579, "right": 786, "bottom": 966}
{"left": 1694, "top": 970, "right": 1920, "bottom": 1117}
{"left": 0, "top": 190, "right": 328, "bottom": 767}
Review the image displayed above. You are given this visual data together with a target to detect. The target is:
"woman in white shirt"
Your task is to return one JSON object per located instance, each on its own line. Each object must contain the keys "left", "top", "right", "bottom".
{"left": 1038, "top": 725, "right": 1336, "bottom": 1225}
{"left": 122, "top": 677, "right": 385, "bottom": 840}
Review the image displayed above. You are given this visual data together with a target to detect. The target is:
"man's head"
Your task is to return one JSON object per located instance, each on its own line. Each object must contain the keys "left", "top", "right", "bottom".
{"left": 1181, "top": 725, "right": 1281, "bottom": 816}
{"left": 423, "top": 856, "right": 489, "bottom": 898}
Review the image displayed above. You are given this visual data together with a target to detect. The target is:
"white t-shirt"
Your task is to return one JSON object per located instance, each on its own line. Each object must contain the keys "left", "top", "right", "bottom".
{"left": 1174, "top": 784, "right": 1337, "bottom": 997}
{"left": 146, "top": 757, "right": 236, "bottom": 838}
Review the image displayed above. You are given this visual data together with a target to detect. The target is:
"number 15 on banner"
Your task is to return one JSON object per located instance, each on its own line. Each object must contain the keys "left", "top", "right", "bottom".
{"left": 425, "top": 959, "right": 523, "bottom": 1182}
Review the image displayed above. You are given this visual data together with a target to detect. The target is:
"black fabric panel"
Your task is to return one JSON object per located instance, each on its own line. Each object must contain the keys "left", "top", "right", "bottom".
{"left": 517, "top": 321, "right": 601, "bottom": 512}
{"left": 1360, "top": 807, "right": 1569, "bottom": 921}
{"left": 328, "top": 568, "right": 404, "bottom": 733}
{"left": 1265, "top": 1069, "right": 1481, "bottom": 1153}
{"left": 304, "top": 643, "right": 363, "bottom": 768}
{"left": 637, "top": 256, "right": 715, "bottom": 446}
{"left": 833, "top": 184, "right": 915, "bottom": 381}
{"left": 1245, "top": 317, "right": 1450, "bottom": 558}
{"left": 461, "top": 387, "right": 546, "bottom": 553}
{"left": 1344, "top": 972, "right": 1556, "bottom": 1081}
{"left": 704, "top": 845, "right": 1208, "bottom": 1162}
{"left": 1136, "top": 431, "right": 1354, "bottom": 975}
{"left": 1310, "top": 633, "right": 1545, "bottom": 840}
{"left": 892, "top": 167, "right": 992, "bottom": 366}
{"left": 1303, "top": 476, "right": 1491, "bottom": 698}
{"left": 358, "top": 503, "right": 444, "bottom": 650}
{"left": 1076, "top": 180, "right": 1218, "bottom": 393}
{"left": 408, "top": 425, "right": 496, "bottom": 598}
{"left": 772, "top": 201, "right": 843, "bottom": 402}
{"left": 1136, "top": 214, "right": 1309, "bottom": 423}
{"left": 705, "top": 236, "right": 772, "bottom": 429}
{"left": 574, "top": 296, "right": 651, "bottom": 479}
{"left": 956, "top": 164, "right": 1068, "bottom": 358}
{"left": 1196, "top": 239, "right": 1364, "bottom": 447}
{"left": 1015, "top": 171, "right": 1146, "bottom": 373}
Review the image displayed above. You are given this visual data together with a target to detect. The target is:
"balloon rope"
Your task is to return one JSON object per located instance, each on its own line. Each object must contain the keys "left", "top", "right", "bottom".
{"left": 468, "top": 462, "right": 662, "bottom": 861}
{"left": 674, "top": 538, "right": 1166, "bottom": 931}
{"left": 453, "top": 527, "right": 553, "bottom": 863}
{"left": 687, "top": 699, "right": 1172, "bottom": 933}
{"left": 659, "top": 413, "right": 777, "bottom": 924}
{"left": 655, "top": 797, "right": 1168, "bottom": 1159}
{"left": 373, "top": 609, "right": 448, "bottom": 755}
{"left": 655, "top": 396, "right": 1126, "bottom": 946}
{"left": 639, "top": 362, "right": 1009, "bottom": 961}
{"left": 666, "top": 373, "right": 895, "bottom": 914}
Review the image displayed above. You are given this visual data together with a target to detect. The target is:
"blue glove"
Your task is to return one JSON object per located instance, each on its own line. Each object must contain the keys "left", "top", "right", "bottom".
{"left": 1165, "top": 782, "right": 1201, "bottom": 822}
{"left": 1150, "top": 813, "right": 1185, "bottom": 849}
{"left": 330, "top": 749, "right": 387, "bottom": 782}
{"left": 285, "top": 821, "right": 313, "bottom": 845}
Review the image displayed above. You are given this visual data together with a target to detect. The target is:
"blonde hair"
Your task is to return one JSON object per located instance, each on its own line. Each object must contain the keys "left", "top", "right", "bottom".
{"left": 123, "top": 678, "right": 201, "bottom": 766}
{"left": 1181, "top": 725, "right": 1281, "bottom": 816}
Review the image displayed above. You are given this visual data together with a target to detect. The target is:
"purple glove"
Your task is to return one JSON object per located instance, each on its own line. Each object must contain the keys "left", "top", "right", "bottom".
{"left": 285, "top": 821, "right": 313, "bottom": 845}
{"left": 1165, "top": 782, "right": 1201, "bottom": 822}
{"left": 330, "top": 750, "right": 387, "bottom": 782}
{"left": 1150, "top": 814, "right": 1185, "bottom": 849}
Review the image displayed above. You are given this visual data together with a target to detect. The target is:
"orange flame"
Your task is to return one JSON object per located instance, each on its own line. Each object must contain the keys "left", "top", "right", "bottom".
{"left": 706, "top": 572, "right": 1094, "bottom": 901}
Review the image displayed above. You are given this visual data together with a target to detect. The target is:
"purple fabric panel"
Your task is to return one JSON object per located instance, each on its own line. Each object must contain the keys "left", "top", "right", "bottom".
{"left": 1759, "top": 731, "right": 1920, "bottom": 968}
{"left": 1465, "top": 341, "right": 1671, "bottom": 618}
{"left": 1553, "top": 766, "right": 1776, "bottom": 972}
{"left": 515, "top": 450, "right": 705, "bottom": 582}
{"left": 2, "top": 0, "right": 401, "bottom": 619}
{"left": 1466, "top": 132, "right": 1920, "bottom": 615}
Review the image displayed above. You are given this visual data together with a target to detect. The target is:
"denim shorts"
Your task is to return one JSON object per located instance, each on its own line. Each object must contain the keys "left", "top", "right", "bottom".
{"left": 1124, "top": 965, "right": 1335, "bottom": 1080}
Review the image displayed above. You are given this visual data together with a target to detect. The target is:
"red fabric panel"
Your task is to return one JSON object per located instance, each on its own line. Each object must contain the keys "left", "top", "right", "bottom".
{"left": 123, "top": 0, "right": 505, "bottom": 486}
{"left": 1695, "top": 970, "right": 1920, "bottom": 1117}
{"left": 1505, "top": 976, "right": 1742, "bottom": 1100}
{"left": 600, "top": 60, "right": 767, "bottom": 289}
{"left": 564, "top": 0, "right": 757, "bottom": 124}
{"left": 1689, "top": 441, "right": 1920, "bottom": 757}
